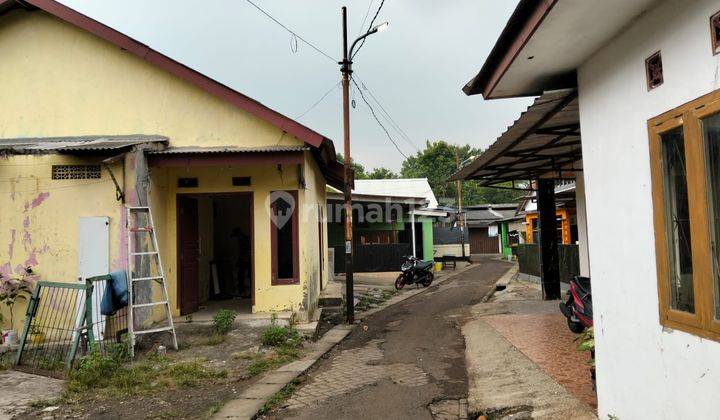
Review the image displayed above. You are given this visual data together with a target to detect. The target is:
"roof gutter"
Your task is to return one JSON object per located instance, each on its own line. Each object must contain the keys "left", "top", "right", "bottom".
{"left": 463, "top": 0, "right": 558, "bottom": 99}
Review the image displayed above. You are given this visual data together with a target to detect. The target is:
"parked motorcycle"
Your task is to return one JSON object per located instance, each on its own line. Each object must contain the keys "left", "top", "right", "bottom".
{"left": 559, "top": 276, "right": 593, "bottom": 333}
{"left": 395, "top": 256, "right": 434, "bottom": 290}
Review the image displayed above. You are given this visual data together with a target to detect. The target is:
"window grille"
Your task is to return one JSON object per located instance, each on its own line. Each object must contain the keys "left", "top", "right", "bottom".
{"left": 51, "top": 165, "right": 102, "bottom": 180}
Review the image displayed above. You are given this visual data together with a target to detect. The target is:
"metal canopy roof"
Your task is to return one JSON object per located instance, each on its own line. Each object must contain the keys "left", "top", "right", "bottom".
{"left": 0, "top": 134, "right": 168, "bottom": 153}
{"left": 451, "top": 88, "right": 581, "bottom": 186}
{"left": 147, "top": 145, "right": 310, "bottom": 154}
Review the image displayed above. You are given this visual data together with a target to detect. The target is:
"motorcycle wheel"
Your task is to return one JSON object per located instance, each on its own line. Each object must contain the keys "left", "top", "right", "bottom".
{"left": 395, "top": 274, "right": 406, "bottom": 290}
{"left": 421, "top": 272, "right": 434, "bottom": 287}
{"left": 567, "top": 318, "right": 585, "bottom": 334}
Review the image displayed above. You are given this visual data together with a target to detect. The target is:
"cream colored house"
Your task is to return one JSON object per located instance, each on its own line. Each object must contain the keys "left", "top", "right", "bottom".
{"left": 0, "top": 0, "right": 345, "bottom": 329}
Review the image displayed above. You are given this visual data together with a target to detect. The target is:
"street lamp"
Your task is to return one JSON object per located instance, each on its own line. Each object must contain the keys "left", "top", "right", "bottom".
{"left": 339, "top": 7, "right": 388, "bottom": 324}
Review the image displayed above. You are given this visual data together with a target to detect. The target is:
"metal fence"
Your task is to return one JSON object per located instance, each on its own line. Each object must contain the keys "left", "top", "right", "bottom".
{"left": 515, "top": 244, "right": 580, "bottom": 283}
{"left": 14, "top": 277, "right": 128, "bottom": 378}
{"left": 333, "top": 243, "right": 412, "bottom": 273}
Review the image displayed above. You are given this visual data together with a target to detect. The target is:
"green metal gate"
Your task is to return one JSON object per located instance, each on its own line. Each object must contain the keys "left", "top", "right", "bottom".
{"left": 14, "top": 281, "right": 93, "bottom": 377}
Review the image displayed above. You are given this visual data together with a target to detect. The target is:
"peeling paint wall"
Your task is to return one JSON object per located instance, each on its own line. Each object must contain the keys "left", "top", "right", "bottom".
{"left": 0, "top": 155, "right": 124, "bottom": 329}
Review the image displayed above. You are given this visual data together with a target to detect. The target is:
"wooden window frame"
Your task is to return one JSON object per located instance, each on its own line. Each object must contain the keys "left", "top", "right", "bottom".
{"left": 649, "top": 89, "right": 720, "bottom": 341}
{"left": 711, "top": 10, "right": 720, "bottom": 56}
{"left": 270, "top": 190, "right": 299, "bottom": 285}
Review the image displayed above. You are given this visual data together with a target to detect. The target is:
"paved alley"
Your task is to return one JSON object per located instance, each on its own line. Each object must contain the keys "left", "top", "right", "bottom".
{"left": 266, "top": 256, "right": 512, "bottom": 419}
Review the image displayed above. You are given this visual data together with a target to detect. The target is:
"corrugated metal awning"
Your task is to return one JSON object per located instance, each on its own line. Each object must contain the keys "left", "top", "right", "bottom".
{"left": 451, "top": 89, "right": 581, "bottom": 186}
{"left": 147, "top": 145, "right": 310, "bottom": 154}
{"left": 0, "top": 135, "right": 168, "bottom": 153}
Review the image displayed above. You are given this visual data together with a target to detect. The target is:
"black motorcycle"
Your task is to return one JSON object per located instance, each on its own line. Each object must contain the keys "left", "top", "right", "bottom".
{"left": 395, "top": 255, "right": 434, "bottom": 290}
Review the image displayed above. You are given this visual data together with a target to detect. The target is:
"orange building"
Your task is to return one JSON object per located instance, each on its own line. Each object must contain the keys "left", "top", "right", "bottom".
{"left": 525, "top": 208, "right": 576, "bottom": 245}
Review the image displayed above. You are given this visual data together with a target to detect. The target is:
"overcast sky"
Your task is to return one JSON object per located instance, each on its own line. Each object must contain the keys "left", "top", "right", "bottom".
{"left": 60, "top": 0, "right": 532, "bottom": 171}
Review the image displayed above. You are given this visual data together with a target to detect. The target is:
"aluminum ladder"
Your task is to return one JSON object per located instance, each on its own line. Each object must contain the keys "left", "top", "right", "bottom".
{"left": 126, "top": 206, "right": 178, "bottom": 357}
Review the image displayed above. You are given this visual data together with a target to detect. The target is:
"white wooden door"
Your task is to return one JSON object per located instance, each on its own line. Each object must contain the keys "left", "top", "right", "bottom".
{"left": 78, "top": 216, "right": 110, "bottom": 340}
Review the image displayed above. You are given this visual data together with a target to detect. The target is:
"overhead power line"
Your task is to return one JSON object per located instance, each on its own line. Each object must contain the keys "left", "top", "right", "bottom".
{"left": 358, "top": 0, "right": 375, "bottom": 37}
{"left": 351, "top": 76, "right": 408, "bottom": 160}
{"left": 352, "top": 0, "right": 385, "bottom": 60}
{"left": 296, "top": 81, "right": 341, "bottom": 119}
{"left": 353, "top": 73, "right": 419, "bottom": 152}
{"left": 244, "top": 0, "right": 338, "bottom": 63}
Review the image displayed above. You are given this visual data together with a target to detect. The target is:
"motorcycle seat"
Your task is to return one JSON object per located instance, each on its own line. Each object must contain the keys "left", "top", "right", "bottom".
{"left": 574, "top": 276, "right": 592, "bottom": 293}
{"left": 416, "top": 260, "right": 433, "bottom": 270}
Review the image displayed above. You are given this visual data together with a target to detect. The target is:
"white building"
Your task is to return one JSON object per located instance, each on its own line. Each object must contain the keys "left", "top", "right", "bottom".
{"left": 460, "top": 1, "right": 720, "bottom": 418}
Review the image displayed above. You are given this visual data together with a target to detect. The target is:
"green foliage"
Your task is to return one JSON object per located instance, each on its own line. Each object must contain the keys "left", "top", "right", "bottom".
{"left": 574, "top": 326, "right": 595, "bottom": 366}
{"left": 68, "top": 347, "right": 127, "bottom": 392}
{"left": 0, "top": 352, "right": 13, "bottom": 371}
{"left": 400, "top": 140, "right": 521, "bottom": 205}
{"left": 258, "top": 379, "right": 301, "bottom": 415}
{"left": 355, "top": 289, "right": 397, "bottom": 312}
{"left": 366, "top": 167, "right": 399, "bottom": 179}
{"left": 212, "top": 309, "right": 237, "bottom": 335}
{"left": 0, "top": 271, "right": 33, "bottom": 330}
{"left": 248, "top": 315, "right": 305, "bottom": 376}
{"left": 67, "top": 349, "right": 225, "bottom": 397}
{"left": 205, "top": 333, "right": 226, "bottom": 346}
{"left": 336, "top": 153, "right": 368, "bottom": 180}
{"left": 261, "top": 316, "right": 302, "bottom": 348}
{"left": 247, "top": 347, "right": 301, "bottom": 377}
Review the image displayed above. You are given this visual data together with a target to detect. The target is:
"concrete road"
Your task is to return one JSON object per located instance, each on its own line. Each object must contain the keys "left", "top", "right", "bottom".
{"left": 267, "top": 256, "right": 512, "bottom": 420}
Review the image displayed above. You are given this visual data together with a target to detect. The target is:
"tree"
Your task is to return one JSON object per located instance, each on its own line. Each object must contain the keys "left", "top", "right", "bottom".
{"left": 400, "top": 140, "right": 519, "bottom": 206}
{"left": 366, "top": 167, "right": 398, "bottom": 179}
{"left": 336, "top": 153, "right": 367, "bottom": 180}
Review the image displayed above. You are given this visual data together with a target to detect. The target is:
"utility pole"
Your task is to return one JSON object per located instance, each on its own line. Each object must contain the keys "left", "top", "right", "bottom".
{"left": 340, "top": 6, "right": 354, "bottom": 324}
{"left": 338, "top": 7, "right": 388, "bottom": 324}
{"left": 455, "top": 149, "right": 466, "bottom": 260}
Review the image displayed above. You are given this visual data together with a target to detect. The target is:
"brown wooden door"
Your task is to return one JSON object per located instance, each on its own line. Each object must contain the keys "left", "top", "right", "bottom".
{"left": 469, "top": 227, "right": 499, "bottom": 254}
{"left": 178, "top": 197, "right": 200, "bottom": 315}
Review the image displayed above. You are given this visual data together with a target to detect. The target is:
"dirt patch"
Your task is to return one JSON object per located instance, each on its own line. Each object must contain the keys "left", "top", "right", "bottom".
{"left": 16, "top": 321, "right": 308, "bottom": 419}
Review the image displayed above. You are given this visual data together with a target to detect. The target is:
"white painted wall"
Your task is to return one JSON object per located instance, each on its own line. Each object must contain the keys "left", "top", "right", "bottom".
{"left": 574, "top": 172, "right": 591, "bottom": 277}
{"left": 577, "top": 0, "right": 720, "bottom": 418}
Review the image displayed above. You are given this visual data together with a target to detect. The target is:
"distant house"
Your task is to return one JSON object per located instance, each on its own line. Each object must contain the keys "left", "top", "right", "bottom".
{"left": 0, "top": 0, "right": 345, "bottom": 330}
{"left": 327, "top": 179, "right": 446, "bottom": 272}
{"left": 458, "top": 0, "right": 720, "bottom": 417}
{"left": 519, "top": 181, "right": 578, "bottom": 246}
{"left": 465, "top": 204, "right": 523, "bottom": 256}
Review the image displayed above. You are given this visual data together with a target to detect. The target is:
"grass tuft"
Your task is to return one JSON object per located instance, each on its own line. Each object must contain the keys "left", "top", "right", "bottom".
{"left": 257, "top": 379, "right": 300, "bottom": 415}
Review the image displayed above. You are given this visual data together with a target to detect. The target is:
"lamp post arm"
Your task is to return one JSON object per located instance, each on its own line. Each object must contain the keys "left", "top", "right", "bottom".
{"left": 348, "top": 31, "right": 374, "bottom": 60}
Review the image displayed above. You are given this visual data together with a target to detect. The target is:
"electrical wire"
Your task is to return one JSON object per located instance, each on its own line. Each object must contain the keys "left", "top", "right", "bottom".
{"left": 351, "top": 76, "right": 408, "bottom": 160}
{"left": 352, "top": 0, "right": 385, "bottom": 60}
{"left": 244, "top": 0, "right": 337, "bottom": 63}
{"left": 358, "top": 0, "right": 375, "bottom": 37}
{"left": 353, "top": 73, "right": 419, "bottom": 151}
{"left": 296, "top": 81, "right": 341, "bottom": 119}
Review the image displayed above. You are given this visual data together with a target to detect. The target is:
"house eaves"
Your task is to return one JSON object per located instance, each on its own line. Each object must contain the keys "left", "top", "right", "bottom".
{"left": 450, "top": 89, "right": 581, "bottom": 185}
{"left": 0, "top": 134, "right": 168, "bottom": 154}
{"left": 464, "top": 0, "right": 658, "bottom": 99}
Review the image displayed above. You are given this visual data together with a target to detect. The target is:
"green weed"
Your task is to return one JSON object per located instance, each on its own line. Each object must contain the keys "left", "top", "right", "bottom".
{"left": 212, "top": 309, "right": 237, "bottom": 335}
{"left": 66, "top": 352, "right": 226, "bottom": 398}
{"left": 261, "top": 314, "right": 302, "bottom": 348}
{"left": 205, "top": 333, "right": 226, "bottom": 346}
{"left": 257, "top": 379, "right": 300, "bottom": 415}
{"left": 246, "top": 348, "right": 301, "bottom": 377}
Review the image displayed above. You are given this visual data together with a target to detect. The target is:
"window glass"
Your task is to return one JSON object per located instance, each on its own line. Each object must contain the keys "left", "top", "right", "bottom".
{"left": 662, "top": 126, "right": 695, "bottom": 313}
{"left": 703, "top": 113, "right": 720, "bottom": 319}
{"left": 274, "top": 197, "right": 295, "bottom": 279}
